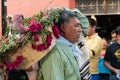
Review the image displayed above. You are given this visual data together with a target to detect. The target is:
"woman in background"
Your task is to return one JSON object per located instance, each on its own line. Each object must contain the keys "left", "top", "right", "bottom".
{"left": 98, "top": 38, "right": 110, "bottom": 80}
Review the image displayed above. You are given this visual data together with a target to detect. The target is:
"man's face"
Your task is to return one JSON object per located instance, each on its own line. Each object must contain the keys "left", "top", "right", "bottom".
{"left": 117, "top": 34, "right": 120, "bottom": 42}
{"left": 62, "top": 17, "right": 82, "bottom": 43}
{"left": 87, "top": 23, "right": 95, "bottom": 36}
{"left": 111, "top": 33, "right": 117, "bottom": 42}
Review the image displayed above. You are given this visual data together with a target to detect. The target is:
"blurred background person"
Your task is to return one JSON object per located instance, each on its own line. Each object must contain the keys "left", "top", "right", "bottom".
{"left": 110, "top": 29, "right": 117, "bottom": 44}
{"left": 86, "top": 18, "right": 102, "bottom": 80}
{"left": 104, "top": 26, "right": 120, "bottom": 80}
{"left": 98, "top": 38, "right": 110, "bottom": 80}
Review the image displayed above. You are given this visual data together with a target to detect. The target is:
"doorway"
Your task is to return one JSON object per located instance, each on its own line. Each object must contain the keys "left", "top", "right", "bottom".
{"left": 88, "top": 15, "right": 120, "bottom": 40}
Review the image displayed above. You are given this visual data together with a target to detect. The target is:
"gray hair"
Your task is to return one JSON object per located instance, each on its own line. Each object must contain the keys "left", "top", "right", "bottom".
{"left": 55, "top": 10, "right": 78, "bottom": 31}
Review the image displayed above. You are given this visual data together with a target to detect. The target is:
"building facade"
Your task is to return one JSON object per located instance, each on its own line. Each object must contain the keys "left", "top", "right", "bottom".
{"left": 76, "top": 0, "right": 120, "bottom": 15}
{"left": 0, "top": 0, "right": 75, "bottom": 38}
{"left": 1, "top": 0, "right": 120, "bottom": 38}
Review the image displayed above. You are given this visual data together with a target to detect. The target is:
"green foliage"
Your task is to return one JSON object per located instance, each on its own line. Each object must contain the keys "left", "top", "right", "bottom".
{"left": 0, "top": 8, "right": 62, "bottom": 61}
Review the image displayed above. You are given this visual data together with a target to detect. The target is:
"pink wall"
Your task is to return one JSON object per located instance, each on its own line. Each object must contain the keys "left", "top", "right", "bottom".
{"left": 69, "top": 0, "right": 76, "bottom": 9}
{"left": 0, "top": 0, "right": 75, "bottom": 37}
{"left": 0, "top": 1, "right": 2, "bottom": 38}
{"left": 7, "top": 0, "right": 75, "bottom": 18}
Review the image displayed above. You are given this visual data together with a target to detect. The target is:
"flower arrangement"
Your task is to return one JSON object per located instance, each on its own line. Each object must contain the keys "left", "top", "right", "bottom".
{"left": 0, "top": 8, "right": 61, "bottom": 79}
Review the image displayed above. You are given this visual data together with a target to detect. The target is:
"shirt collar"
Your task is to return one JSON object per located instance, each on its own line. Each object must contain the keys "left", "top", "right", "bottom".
{"left": 57, "top": 36, "right": 83, "bottom": 57}
{"left": 86, "top": 33, "right": 98, "bottom": 39}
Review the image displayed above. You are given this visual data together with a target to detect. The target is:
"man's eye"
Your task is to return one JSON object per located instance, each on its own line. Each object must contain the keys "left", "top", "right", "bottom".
{"left": 75, "top": 24, "right": 81, "bottom": 27}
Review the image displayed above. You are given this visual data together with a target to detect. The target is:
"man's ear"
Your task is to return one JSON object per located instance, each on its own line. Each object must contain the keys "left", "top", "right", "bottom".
{"left": 61, "top": 24, "right": 65, "bottom": 33}
{"left": 93, "top": 25, "right": 96, "bottom": 28}
{"left": 93, "top": 25, "right": 96, "bottom": 30}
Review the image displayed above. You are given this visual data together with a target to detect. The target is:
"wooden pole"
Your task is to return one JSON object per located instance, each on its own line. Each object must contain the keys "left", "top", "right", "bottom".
{"left": 103, "top": 0, "right": 107, "bottom": 13}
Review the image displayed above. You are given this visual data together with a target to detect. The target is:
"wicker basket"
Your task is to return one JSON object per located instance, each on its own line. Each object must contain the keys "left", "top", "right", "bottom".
{"left": 8, "top": 34, "right": 56, "bottom": 69}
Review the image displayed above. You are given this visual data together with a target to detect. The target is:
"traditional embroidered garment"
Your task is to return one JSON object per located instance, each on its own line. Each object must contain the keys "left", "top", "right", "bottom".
{"left": 77, "top": 33, "right": 91, "bottom": 80}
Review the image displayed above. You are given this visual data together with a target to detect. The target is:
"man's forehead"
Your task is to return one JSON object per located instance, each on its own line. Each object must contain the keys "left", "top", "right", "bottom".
{"left": 69, "top": 17, "right": 80, "bottom": 22}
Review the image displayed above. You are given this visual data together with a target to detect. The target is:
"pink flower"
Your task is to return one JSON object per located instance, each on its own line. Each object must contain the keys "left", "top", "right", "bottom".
{"left": 9, "top": 56, "right": 24, "bottom": 70}
{"left": 16, "top": 56, "right": 24, "bottom": 64}
{"left": 52, "top": 25, "right": 60, "bottom": 38}
{"left": 31, "top": 31, "right": 53, "bottom": 51}
{"left": 37, "top": 44, "right": 47, "bottom": 51}
{"left": 12, "top": 62, "right": 19, "bottom": 68}
{"left": 34, "top": 31, "right": 53, "bottom": 51}
{"left": 34, "top": 34, "right": 39, "bottom": 41}
{"left": 29, "top": 22, "right": 42, "bottom": 33}
{"left": 32, "top": 44, "right": 36, "bottom": 49}
{"left": 46, "top": 33, "right": 52, "bottom": 47}
{"left": 6, "top": 63, "right": 14, "bottom": 70}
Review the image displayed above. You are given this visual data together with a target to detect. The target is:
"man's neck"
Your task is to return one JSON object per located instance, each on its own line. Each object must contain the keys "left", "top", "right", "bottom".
{"left": 88, "top": 33, "right": 95, "bottom": 37}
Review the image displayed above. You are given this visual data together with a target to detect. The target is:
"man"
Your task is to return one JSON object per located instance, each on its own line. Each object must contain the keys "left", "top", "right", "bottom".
{"left": 86, "top": 18, "right": 102, "bottom": 80}
{"left": 72, "top": 8, "right": 91, "bottom": 80}
{"left": 110, "top": 29, "right": 117, "bottom": 44}
{"left": 104, "top": 26, "right": 120, "bottom": 80}
{"left": 38, "top": 10, "right": 82, "bottom": 80}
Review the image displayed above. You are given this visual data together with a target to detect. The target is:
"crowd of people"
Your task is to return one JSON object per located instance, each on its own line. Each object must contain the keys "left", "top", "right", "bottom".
{"left": 6, "top": 8, "right": 120, "bottom": 80}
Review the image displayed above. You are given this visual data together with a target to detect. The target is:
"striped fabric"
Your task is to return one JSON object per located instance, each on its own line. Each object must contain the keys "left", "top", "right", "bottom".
{"left": 75, "top": 55, "right": 91, "bottom": 80}
{"left": 77, "top": 33, "right": 91, "bottom": 80}
{"left": 80, "top": 59, "right": 91, "bottom": 80}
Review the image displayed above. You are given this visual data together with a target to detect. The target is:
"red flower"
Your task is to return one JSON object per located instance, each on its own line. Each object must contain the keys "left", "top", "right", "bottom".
{"left": 46, "top": 32, "right": 52, "bottom": 47}
{"left": 37, "top": 44, "right": 47, "bottom": 51}
{"left": 5, "top": 55, "right": 24, "bottom": 70}
{"left": 16, "top": 56, "right": 24, "bottom": 63}
{"left": 29, "top": 22, "right": 42, "bottom": 33}
{"left": 36, "top": 32, "right": 52, "bottom": 51}
{"left": 34, "top": 34, "right": 39, "bottom": 41}
{"left": 12, "top": 62, "right": 19, "bottom": 68}
{"left": 52, "top": 25, "right": 60, "bottom": 38}
{"left": 32, "top": 44, "right": 36, "bottom": 49}
{"left": 6, "top": 63, "right": 14, "bottom": 70}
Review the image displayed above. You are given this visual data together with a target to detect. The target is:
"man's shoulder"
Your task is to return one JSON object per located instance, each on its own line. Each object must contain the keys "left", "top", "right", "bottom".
{"left": 108, "top": 42, "right": 118, "bottom": 47}
{"left": 55, "top": 41, "right": 70, "bottom": 49}
{"left": 92, "top": 33, "right": 102, "bottom": 42}
{"left": 50, "top": 42, "right": 69, "bottom": 54}
{"left": 107, "top": 42, "right": 119, "bottom": 51}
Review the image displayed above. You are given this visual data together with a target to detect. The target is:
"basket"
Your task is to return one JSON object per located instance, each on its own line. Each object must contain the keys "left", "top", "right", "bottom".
{"left": 8, "top": 34, "right": 56, "bottom": 69}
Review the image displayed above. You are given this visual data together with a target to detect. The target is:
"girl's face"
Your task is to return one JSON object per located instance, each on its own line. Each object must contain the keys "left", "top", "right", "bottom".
{"left": 102, "top": 38, "right": 108, "bottom": 49}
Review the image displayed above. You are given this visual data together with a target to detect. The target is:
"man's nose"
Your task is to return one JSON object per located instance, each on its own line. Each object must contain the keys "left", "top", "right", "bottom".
{"left": 78, "top": 27, "right": 82, "bottom": 32}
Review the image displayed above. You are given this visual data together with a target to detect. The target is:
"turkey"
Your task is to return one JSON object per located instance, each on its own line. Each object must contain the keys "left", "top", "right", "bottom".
{"left": 12, "top": 14, "right": 28, "bottom": 33}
